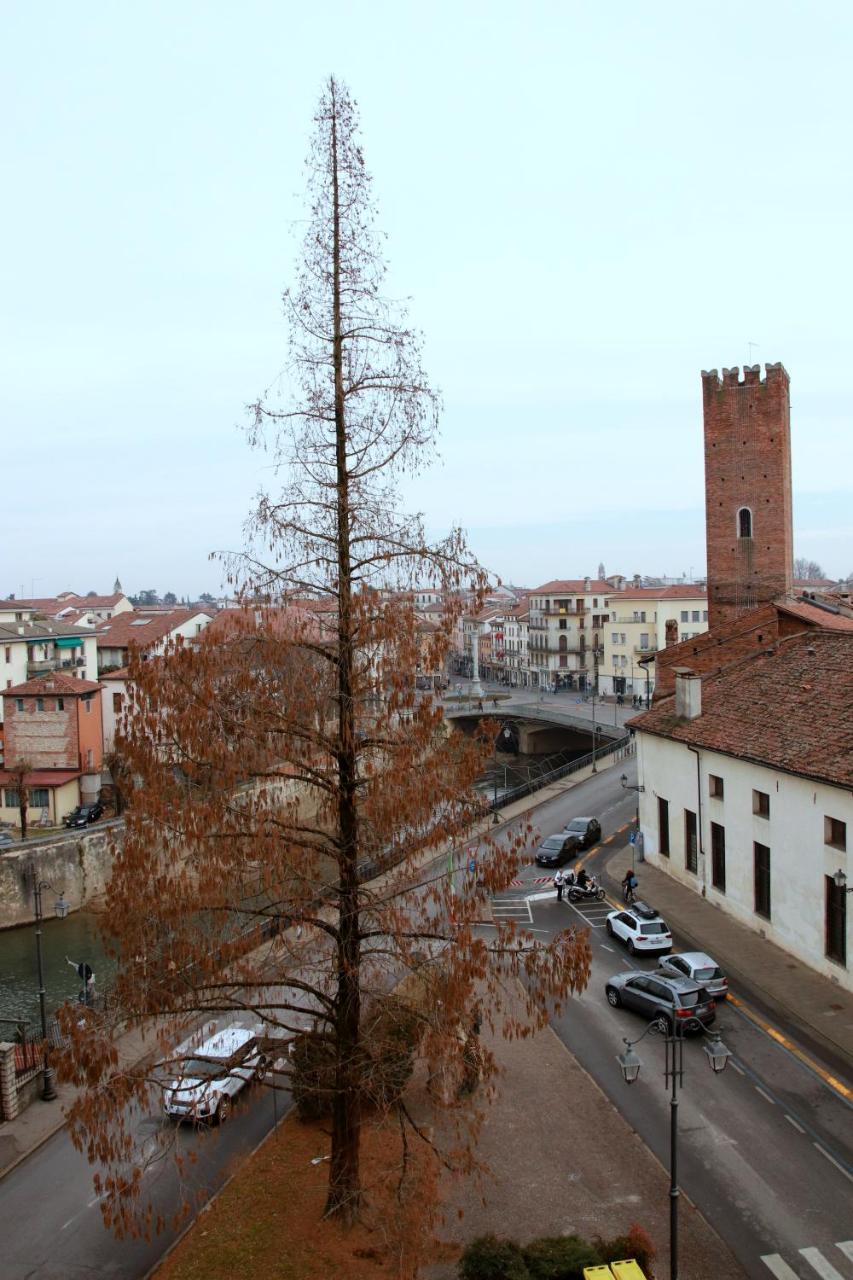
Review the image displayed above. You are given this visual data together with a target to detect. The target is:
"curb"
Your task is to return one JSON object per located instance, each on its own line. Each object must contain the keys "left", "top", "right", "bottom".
{"left": 0, "top": 1110, "right": 69, "bottom": 1184}
{"left": 600, "top": 847, "right": 853, "bottom": 1080}
{"left": 142, "top": 1097, "right": 296, "bottom": 1280}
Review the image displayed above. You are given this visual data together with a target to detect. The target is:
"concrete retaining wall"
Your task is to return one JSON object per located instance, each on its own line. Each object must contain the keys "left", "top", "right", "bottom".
{"left": 0, "top": 821, "right": 123, "bottom": 930}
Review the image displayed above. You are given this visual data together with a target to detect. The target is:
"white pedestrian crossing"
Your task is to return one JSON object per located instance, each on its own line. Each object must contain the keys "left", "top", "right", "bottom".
{"left": 799, "top": 1247, "right": 847, "bottom": 1280}
{"left": 761, "top": 1243, "right": 853, "bottom": 1279}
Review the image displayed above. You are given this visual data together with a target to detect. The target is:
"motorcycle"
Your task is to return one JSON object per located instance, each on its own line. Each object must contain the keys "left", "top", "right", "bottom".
{"left": 567, "top": 878, "right": 606, "bottom": 903}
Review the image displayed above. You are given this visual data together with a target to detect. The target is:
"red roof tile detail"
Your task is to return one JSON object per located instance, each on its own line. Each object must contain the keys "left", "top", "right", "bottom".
{"left": 0, "top": 769, "right": 82, "bottom": 786}
{"left": 632, "top": 630, "right": 853, "bottom": 787}
{"left": 95, "top": 609, "right": 212, "bottom": 650}
{"left": 530, "top": 579, "right": 611, "bottom": 594}
{"left": 3, "top": 673, "right": 102, "bottom": 697}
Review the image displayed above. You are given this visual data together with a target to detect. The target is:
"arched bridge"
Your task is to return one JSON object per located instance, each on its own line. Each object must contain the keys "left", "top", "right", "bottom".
{"left": 444, "top": 699, "right": 626, "bottom": 755}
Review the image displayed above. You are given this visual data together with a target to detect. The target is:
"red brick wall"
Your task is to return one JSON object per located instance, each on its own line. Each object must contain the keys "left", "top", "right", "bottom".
{"left": 653, "top": 603, "right": 784, "bottom": 696}
{"left": 702, "top": 363, "right": 793, "bottom": 631}
{"left": 4, "top": 693, "right": 80, "bottom": 770}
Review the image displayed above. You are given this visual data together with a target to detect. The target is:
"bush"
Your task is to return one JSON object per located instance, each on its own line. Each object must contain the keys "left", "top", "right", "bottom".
{"left": 459, "top": 1235, "right": 530, "bottom": 1280}
{"left": 522, "top": 1234, "right": 602, "bottom": 1279}
{"left": 290, "top": 993, "right": 424, "bottom": 1121}
{"left": 595, "top": 1223, "right": 656, "bottom": 1277}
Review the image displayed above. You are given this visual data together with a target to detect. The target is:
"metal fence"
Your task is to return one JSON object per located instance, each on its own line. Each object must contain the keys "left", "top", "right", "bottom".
{"left": 485, "top": 733, "right": 634, "bottom": 813}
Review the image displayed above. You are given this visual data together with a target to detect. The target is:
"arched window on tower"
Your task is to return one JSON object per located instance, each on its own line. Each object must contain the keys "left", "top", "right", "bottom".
{"left": 737, "top": 507, "right": 753, "bottom": 539}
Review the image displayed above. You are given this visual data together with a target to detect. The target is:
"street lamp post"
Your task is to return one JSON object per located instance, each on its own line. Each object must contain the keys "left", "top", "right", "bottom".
{"left": 617, "top": 1019, "right": 731, "bottom": 1280}
{"left": 620, "top": 773, "right": 645, "bottom": 870}
{"left": 832, "top": 869, "right": 853, "bottom": 894}
{"left": 29, "top": 864, "right": 69, "bottom": 1101}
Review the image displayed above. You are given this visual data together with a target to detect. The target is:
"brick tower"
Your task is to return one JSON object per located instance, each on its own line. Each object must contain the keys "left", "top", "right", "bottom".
{"left": 701, "top": 362, "right": 793, "bottom": 631}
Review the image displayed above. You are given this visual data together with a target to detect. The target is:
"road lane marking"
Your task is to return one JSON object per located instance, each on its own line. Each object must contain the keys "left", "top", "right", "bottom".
{"left": 812, "top": 1144, "right": 853, "bottom": 1184}
{"left": 784, "top": 1114, "right": 806, "bottom": 1134}
{"left": 754, "top": 1085, "right": 776, "bottom": 1105}
{"left": 836, "top": 1243, "right": 853, "bottom": 1264}
{"left": 799, "top": 1246, "right": 846, "bottom": 1279}
{"left": 727, "top": 993, "right": 853, "bottom": 1104}
{"left": 601, "top": 944, "right": 614, "bottom": 952}
{"left": 760, "top": 1255, "right": 800, "bottom": 1279}
{"left": 728, "top": 1059, "right": 744, "bottom": 1075}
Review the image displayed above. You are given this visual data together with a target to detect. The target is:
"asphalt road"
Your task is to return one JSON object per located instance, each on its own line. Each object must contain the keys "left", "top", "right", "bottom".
{"left": 2, "top": 761, "right": 851, "bottom": 1279}
{"left": 0, "top": 1062, "right": 291, "bottom": 1279}
{"left": 482, "top": 768, "right": 853, "bottom": 1280}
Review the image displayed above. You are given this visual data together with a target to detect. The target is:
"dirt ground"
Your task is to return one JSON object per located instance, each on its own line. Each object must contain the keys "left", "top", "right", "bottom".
{"left": 156, "top": 982, "right": 747, "bottom": 1280}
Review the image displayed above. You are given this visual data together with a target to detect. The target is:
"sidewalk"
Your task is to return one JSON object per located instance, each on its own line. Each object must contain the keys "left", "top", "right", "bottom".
{"left": 0, "top": 750, "right": 630, "bottom": 1182}
{"left": 603, "top": 849, "right": 853, "bottom": 1076}
{"left": 423, "top": 979, "right": 747, "bottom": 1280}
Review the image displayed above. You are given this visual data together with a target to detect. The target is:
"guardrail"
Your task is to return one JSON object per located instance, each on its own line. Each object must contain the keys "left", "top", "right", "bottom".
{"left": 485, "top": 734, "right": 634, "bottom": 812}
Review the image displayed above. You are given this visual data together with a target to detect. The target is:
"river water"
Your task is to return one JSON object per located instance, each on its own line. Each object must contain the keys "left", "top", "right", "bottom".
{"left": 0, "top": 911, "right": 115, "bottom": 1030}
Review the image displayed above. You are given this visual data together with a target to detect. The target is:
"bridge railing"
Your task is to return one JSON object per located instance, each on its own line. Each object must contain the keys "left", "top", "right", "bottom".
{"left": 487, "top": 734, "right": 634, "bottom": 813}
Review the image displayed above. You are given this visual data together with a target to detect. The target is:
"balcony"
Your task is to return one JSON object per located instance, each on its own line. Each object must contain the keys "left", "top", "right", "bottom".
{"left": 634, "top": 644, "right": 657, "bottom": 656}
{"left": 26, "top": 655, "right": 85, "bottom": 677}
{"left": 529, "top": 605, "right": 589, "bottom": 618}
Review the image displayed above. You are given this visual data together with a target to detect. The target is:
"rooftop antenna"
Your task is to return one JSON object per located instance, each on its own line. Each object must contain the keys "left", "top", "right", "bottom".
{"left": 748, "top": 341, "right": 758, "bottom": 365}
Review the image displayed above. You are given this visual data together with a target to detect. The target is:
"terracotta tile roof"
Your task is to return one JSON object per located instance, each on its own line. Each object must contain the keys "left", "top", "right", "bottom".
{"left": 0, "top": 768, "right": 82, "bottom": 787}
{"left": 775, "top": 600, "right": 853, "bottom": 632}
{"left": 95, "top": 609, "right": 211, "bottom": 650}
{"left": 12, "top": 592, "right": 126, "bottom": 613}
{"left": 631, "top": 630, "right": 853, "bottom": 788}
{"left": 0, "top": 619, "right": 93, "bottom": 643}
{"left": 3, "top": 673, "right": 103, "bottom": 697}
{"left": 98, "top": 668, "right": 130, "bottom": 680}
{"left": 530, "top": 579, "right": 611, "bottom": 594}
{"left": 606, "top": 585, "right": 707, "bottom": 601}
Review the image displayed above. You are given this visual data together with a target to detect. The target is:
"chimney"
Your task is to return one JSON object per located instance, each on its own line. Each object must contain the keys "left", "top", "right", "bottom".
{"left": 583, "top": 576, "right": 591, "bottom": 592}
{"left": 665, "top": 618, "right": 679, "bottom": 647}
{"left": 633, "top": 574, "right": 641, "bottom": 588}
{"left": 674, "top": 668, "right": 702, "bottom": 720}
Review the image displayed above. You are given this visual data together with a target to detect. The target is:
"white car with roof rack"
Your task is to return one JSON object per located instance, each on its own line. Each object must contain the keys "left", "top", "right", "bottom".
{"left": 163, "top": 1024, "right": 269, "bottom": 1124}
{"left": 605, "top": 901, "right": 673, "bottom": 954}
{"left": 658, "top": 951, "right": 728, "bottom": 1000}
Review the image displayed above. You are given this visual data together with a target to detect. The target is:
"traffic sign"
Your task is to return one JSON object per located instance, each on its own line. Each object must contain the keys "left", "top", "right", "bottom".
{"left": 628, "top": 832, "right": 636, "bottom": 845}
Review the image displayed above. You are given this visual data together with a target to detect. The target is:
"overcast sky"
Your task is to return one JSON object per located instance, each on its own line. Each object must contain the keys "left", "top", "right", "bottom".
{"left": 3, "top": 2, "right": 851, "bottom": 599}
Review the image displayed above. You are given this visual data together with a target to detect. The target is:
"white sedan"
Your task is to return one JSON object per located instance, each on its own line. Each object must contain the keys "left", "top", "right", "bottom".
{"left": 605, "top": 902, "right": 673, "bottom": 954}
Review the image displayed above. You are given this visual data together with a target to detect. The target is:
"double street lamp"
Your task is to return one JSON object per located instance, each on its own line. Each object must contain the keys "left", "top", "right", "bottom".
{"left": 28, "top": 864, "right": 69, "bottom": 1101}
{"left": 617, "top": 1018, "right": 732, "bottom": 1280}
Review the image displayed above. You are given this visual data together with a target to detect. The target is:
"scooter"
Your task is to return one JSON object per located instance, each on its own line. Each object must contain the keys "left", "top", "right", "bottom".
{"left": 567, "top": 878, "right": 606, "bottom": 903}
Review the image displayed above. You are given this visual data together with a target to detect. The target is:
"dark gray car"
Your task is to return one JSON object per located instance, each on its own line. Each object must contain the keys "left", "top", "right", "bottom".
{"left": 534, "top": 833, "right": 576, "bottom": 867}
{"left": 605, "top": 971, "right": 716, "bottom": 1032}
{"left": 561, "top": 816, "right": 601, "bottom": 849}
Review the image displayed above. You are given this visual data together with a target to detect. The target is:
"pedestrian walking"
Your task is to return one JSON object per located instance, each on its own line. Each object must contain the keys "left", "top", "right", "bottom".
{"left": 554, "top": 868, "right": 566, "bottom": 902}
{"left": 622, "top": 869, "right": 638, "bottom": 904}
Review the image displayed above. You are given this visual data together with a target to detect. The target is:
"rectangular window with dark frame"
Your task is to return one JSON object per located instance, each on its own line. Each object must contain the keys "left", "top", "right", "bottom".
{"left": 825, "top": 816, "right": 847, "bottom": 851}
{"left": 711, "top": 822, "right": 726, "bottom": 891}
{"left": 753, "top": 790, "right": 770, "bottom": 819}
{"left": 709, "top": 775, "right": 724, "bottom": 799}
{"left": 754, "top": 842, "right": 771, "bottom": 919}
{"left": 684, "top": 809, "right": 698, "bottom": 873}
{"left": 658, "top": 797, "right": 670, "bottom": 857}
{"left": 825, "top": 875, "right": 847, "bottom": 966}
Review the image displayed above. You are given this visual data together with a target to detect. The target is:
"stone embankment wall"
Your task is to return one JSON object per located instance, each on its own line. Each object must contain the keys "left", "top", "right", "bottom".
{"left": 0, "top": 820, "right": 123, "bottom": 930}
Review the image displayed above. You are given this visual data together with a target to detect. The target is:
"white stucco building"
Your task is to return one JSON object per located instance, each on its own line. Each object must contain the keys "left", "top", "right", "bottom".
{"left": 600, "top": 585, "right": 708, "bottom": 700}
{"left": 632, "top": 631, "right": 852, "bottom": 988}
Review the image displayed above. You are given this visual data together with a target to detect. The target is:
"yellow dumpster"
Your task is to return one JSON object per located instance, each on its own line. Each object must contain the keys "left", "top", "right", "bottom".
{"left": 611, "top": 1261, "right": 648, "bottom": 1280}
{"left": 582, "top": 1268, "right": 615, "bottom": 1279}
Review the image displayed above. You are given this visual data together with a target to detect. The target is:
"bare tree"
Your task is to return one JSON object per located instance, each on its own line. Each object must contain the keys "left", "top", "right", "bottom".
{"left": 794, "top": 557, "right": 826, "bottom": 581}
{"left": 7, "top": 759, "right": 32, "bottom": 840}
{"left": 57, "top": 77, "right": 590, "bottom": 1236}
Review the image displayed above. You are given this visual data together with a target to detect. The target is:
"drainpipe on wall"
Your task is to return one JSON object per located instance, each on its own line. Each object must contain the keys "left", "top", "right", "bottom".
{"left": 687, "top": 744, "right": 707, "bottom": 898}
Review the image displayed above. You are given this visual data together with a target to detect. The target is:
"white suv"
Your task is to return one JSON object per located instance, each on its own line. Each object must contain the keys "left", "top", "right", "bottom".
{"left": 605, "top": 901, "right": 672, "bottom": 955}
{"left": 163, "top": 1025, "right": 268, "bottom": 1123}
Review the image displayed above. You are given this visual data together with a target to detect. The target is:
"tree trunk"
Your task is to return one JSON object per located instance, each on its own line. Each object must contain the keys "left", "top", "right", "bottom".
{"left": 324, "top": 77, "right": 362, "bottom": 1222}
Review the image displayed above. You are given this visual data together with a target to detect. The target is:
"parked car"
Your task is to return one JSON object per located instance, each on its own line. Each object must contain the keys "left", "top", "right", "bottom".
{"left": 0, "top": 831, "right": 15, "bottom": 848}
{"left": 163, "top": 1026, "right": 268, "bottom": 1124}
{"left": 658, "top": 951, "right": 729, "bottom": 1001}
{"left": 605, "top": 901, "right": 673, "bottom": 954}
{"left": 63, "top": 802, "right": 104, "bottom": 829}
{"left": 561, "top": 816, "right": 602, "bottom": 849}
{"left": 605, "top": 970, "right": 716, "bottom": 1032}
{"left": 534, "top": 833, "right": 577, "bottom": 868}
